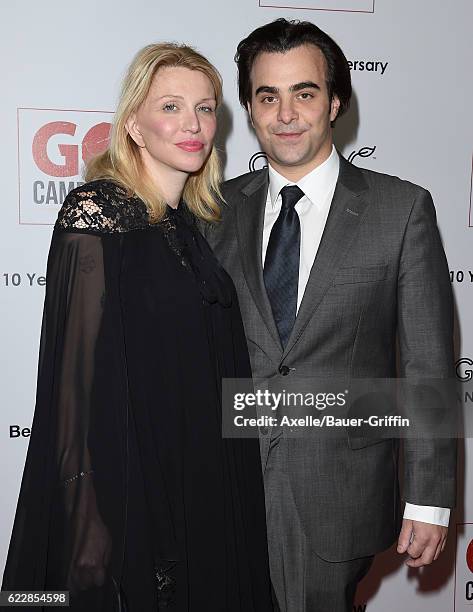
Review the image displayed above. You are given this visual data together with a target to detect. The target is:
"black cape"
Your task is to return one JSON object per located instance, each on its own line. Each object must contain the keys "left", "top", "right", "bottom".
{"left": 2, "top": 180, "right": 272, "bottom": 611}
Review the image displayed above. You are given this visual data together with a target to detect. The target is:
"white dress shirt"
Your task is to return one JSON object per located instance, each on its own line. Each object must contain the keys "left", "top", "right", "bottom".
{"left": 262, "top": 146, "right": 339, "bottom": 311}
{"left": 262, "top": 145, "right": 450, "bottom": 527}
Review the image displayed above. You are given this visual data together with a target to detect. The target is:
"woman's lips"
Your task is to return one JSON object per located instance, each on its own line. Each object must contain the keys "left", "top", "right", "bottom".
{"left": 176, "top": 140, "right": 205, "bottom": 152}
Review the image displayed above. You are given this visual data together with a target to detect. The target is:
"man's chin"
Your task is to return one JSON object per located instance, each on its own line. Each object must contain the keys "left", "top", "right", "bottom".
{"left": 270, "top": 154, "right": 311, "bottom": 168}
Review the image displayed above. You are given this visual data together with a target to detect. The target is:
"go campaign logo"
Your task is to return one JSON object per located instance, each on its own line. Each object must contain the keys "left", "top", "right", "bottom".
{"left": 456, "top": 358, "right": 473, "bottom": 382}
{"left": 249, "top": 151, "right": 268, "bottom": 172}
{"left": 18, "top": 108, "right": 112, "bottom": 224}
{"left": 454, "top": 525, "right": 473, "bottom": 609}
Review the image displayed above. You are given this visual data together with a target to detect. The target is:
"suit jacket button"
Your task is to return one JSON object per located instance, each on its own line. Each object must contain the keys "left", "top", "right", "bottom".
{"left": 279, "top": 365, "right": 290, "bottom": 376}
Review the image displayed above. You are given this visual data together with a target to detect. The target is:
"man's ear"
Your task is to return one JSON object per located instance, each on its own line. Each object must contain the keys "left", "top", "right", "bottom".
{"left": 330, "top": 95, "right": 341, "bottom": 123}
{"left": 246, "top": 101, "right": 254, "bottom": 127}
{"left": 125, "top": 113, "right": 145, "bottom": 148}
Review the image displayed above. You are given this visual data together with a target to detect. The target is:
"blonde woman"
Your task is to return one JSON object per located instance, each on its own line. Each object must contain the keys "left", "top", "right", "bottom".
{"left": 2, "top": 44, "right": 272, "bottom": 611}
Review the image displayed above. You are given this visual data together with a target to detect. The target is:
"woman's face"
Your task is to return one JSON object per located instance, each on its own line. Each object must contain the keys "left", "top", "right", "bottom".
{"left": 127, "top": 66, "right": 217, "bottom": 180}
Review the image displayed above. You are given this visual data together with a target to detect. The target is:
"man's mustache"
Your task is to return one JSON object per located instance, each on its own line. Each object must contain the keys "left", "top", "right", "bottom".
{"left": 271, "top": 126, "right": 308, "bottom": 135}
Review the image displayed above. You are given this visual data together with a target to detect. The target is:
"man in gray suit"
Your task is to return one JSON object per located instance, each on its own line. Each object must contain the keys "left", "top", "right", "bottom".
{"left": 203, "top": 18, "right": 456, "bottom": 612}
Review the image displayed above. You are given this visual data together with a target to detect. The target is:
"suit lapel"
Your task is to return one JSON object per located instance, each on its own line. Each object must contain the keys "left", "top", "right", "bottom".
{"left": 236, "top": 169, "right": 282, "bottom": 351}
{"left": 283, "top": 156, "right": 371, "bottom": 358}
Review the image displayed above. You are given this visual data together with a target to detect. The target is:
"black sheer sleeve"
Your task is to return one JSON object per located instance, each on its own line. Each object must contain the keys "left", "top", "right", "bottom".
{"left": 48, "top": 232, "right": 111, "bottom": 591}
{"left": 2, "top": 186, "right": 130, "bottom": 609}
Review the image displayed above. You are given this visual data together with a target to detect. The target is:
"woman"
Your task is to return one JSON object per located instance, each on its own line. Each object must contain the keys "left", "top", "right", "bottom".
{"left": 2, "top": 43, "right": 273, "bottom": 611}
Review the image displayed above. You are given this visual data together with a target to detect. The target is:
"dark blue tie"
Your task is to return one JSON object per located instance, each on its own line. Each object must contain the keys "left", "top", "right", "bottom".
{"left": 264, "top": 185, "right": 304, "bottom": 349}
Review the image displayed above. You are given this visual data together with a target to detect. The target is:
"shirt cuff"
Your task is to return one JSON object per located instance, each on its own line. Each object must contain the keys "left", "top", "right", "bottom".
{"left": 403, "top": 503, "right": 450, "bottom": 527}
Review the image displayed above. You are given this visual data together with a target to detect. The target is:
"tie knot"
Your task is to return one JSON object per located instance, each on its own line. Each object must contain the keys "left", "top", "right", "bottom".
{"left": 280, "top": 185, "right": 304, "bottom": 211}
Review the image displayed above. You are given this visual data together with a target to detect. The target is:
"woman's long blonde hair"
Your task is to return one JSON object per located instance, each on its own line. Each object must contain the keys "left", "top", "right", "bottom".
{"left": 86, "top": 43, "right": 223, "bottom": 222}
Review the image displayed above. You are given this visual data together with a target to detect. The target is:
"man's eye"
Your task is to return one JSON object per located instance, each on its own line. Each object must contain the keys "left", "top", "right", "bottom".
{"left": 262, "top": 96, "right": 277, "bottom": 103}
{"left": 298, "top": 92, "right": 314, "bottom": 100}
{"left": 163, "top": 103, "right": 178, "bottom": 111}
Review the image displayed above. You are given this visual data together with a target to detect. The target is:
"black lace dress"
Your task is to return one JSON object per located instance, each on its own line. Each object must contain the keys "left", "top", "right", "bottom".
{"left": 2, "top": 180, "right": 272, "bottom": 611}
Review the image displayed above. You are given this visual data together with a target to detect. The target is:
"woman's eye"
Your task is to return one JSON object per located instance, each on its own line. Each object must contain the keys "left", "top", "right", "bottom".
{"left": 198, "top": 105, "right": 215, "bottom": 113}
{"left": 163, "top": 103, "right": 178, "bottom": 112}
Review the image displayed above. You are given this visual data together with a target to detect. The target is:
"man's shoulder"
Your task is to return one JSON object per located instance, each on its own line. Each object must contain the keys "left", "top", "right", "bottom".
{"left": 221, "top": 169, "right": 267, "bottom": 202}
{"left": 341, "top": 158, "right": 436, "bottom": 223}
{"left": 351, "top": 161, "right": 429, "bottom": 200}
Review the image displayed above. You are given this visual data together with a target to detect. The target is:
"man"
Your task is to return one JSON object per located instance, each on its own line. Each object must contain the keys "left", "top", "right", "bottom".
{"left": 203, "top": 19, "right": 456, "bottom": 612}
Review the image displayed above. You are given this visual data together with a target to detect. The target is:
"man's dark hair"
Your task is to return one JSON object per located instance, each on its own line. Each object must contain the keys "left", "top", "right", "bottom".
{"left": 235, "top": 18, "right": 351, "bottom": 120}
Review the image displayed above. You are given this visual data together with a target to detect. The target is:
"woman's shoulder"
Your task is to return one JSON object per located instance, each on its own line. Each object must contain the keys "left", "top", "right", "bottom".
{"left": 55, "top": 179, "right": 150, "bottom": 234}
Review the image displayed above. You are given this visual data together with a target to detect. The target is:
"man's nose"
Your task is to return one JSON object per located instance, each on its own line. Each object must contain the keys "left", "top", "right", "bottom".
{"left": 277, "top": 98, "right": 298, "bottom": 124}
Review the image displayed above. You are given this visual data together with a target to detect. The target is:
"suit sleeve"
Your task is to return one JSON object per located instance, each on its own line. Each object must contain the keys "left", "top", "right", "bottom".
{"left": 397, "top": 188, "right": 457, "bottom": 508}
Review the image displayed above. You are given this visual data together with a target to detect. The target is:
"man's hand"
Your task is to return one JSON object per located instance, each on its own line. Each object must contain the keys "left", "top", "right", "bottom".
{"left": 397, "top": 519, "right": 447, "bottom": 567}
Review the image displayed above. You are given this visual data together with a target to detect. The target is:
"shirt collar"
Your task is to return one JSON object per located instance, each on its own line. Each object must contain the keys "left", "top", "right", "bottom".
{"left": 268, "top": 145, "right": 340, "bottom": 209}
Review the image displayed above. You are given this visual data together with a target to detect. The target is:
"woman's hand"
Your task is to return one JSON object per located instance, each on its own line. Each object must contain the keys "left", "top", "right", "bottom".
{"left": 68, "top": 514, "right": 112, "bottom": 592}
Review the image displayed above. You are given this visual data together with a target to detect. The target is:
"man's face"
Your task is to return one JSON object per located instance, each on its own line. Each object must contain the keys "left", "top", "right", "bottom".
{"left": 248, "top": 44, "right": 340, "bottom": 181}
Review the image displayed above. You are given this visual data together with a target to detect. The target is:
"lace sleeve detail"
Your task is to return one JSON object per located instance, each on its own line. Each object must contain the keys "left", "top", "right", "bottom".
{"left": 56, "top": 180, "right": 150, "bottom": 234}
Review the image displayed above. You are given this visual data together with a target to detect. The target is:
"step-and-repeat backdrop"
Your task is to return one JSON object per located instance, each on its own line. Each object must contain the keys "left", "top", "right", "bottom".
{"left": 1, "top": 0, "right": 472, "bottom": 609}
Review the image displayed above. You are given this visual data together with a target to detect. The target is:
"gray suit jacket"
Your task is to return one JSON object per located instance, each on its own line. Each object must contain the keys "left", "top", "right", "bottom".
{"left": 203, "top": 155, "right": 456, "bottom": 561}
